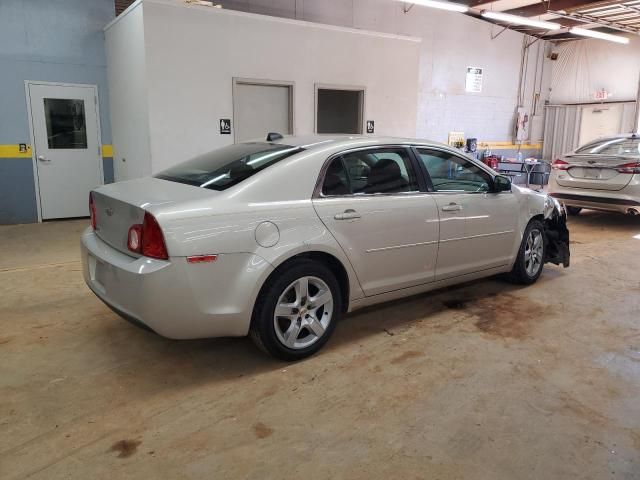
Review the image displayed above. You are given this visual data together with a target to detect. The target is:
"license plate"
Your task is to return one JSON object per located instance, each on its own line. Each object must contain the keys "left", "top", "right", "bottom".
{"left": 582, "top": 168, "right": 601, "bottom": 179}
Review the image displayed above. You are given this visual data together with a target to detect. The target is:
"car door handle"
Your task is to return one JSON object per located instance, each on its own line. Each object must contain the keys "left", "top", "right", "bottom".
{"left": 37, "top": 155, "right": 51, "bottom": 163}
{"left": 334, "top": 209, "right": 361, "bottom": 220}
{"left": 441, "top": 203, "right": 462, "bottom": 212}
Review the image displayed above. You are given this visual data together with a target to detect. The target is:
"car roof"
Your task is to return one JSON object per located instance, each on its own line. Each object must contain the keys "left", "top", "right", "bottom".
{"left": 268, "top": 134, "right": 452, "bottom": 151}
{"left": 581, "top": 132, "right": 639, "bottom": 144}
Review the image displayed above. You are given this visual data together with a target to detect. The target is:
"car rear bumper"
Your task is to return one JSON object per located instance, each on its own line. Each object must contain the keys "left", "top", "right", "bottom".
{"left": 549, "top": 191, "right": 640, "bottom": 214}
{"left": 548, "top": 174, "right": 640, "bottom": 214}
{"left": 81, "top": 228, "right": 273, "bottom": 339}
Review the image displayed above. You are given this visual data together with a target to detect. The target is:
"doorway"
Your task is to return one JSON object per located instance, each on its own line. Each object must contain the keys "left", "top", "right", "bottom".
{"left": 578, "top": 104, "right": 624, "bottom": 146}
{"left": 315, "top": 85, "right": 365, "bottom": 134}
{"left": 26, "top": 82, "right": 103, "bottom": 220}
{"left": 233, "top": 78, "right": 294, "bottom": 142}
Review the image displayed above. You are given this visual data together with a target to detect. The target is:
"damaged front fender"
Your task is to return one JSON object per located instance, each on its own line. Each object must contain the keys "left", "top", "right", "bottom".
{"left": 543, "top": 196, "right": 570, "bottom": 268}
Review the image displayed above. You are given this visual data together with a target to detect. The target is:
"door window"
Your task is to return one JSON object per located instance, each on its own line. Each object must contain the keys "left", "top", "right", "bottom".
{"left": 43, "top": 98, "right": 88, "bottom": 149}
{"left": 417, "top": 149, "right": 491, "bottom": 193}
{"left": 321, "top": 148, "right": 419, "bottom": 196}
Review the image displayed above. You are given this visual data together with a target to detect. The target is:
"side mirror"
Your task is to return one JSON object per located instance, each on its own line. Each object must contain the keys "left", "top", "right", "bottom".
{"left": 492, "top": 175, "right": 511, "bottom": 193}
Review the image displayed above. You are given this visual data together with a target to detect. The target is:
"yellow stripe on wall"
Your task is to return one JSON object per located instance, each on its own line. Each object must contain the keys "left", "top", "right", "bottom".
{"left": 0, "top": 144, "right": 114, "bottom": 158}
{"left": 102, "top": 145, "right": 113, "bottom": 158}
{"left": 0, "top": 144, "right": 32, "bottom": 158}
{"left": 479, "top": 141, "right": 542, "bottom": 150}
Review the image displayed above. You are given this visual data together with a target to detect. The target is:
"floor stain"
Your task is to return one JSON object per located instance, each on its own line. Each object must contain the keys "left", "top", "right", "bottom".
{"left": 442, "top": 299, "right": 467, "bottom": 310}
{"left": 109, "top": 439, "right": 142, "bottom": 458}
{"left": 0, "top": 336, "right": 14, "bottom": 345}
{"left": 470, "top": 294, "right": 551, "bottom": 339}
{"left": 253, "top": 422, "right": 274, "bottom": 439}
{"left": 391, "top": 350, "right": 425, "bottom": 364}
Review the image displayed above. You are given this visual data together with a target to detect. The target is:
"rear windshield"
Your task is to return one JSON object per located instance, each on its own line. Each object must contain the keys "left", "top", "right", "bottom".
{"left": 155, "top": 142, "right": 304, "bottom": 190}
{"left": 575, "top": 137, "right": 640, "bottom": 156}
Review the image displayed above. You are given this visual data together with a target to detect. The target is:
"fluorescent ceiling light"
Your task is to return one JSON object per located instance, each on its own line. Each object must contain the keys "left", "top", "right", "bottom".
{"left": 481, "top": 11, "right": 561, "bottom": 30}
{"left": 569, "top": 27, "right": 630, "bottom": 44}
{"left": 402, "top": 0, "right": 468, "bottom": 13}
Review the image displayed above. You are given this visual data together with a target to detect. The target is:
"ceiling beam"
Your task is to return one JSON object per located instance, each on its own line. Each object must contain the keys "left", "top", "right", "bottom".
{"left": 502, "top": 0, "right": 612, "bottom": 17}
{"left": 549, "top": 9, "right": 640, "bottom": 32}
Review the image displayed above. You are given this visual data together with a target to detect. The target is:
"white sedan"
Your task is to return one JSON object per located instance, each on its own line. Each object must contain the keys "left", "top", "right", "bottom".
{"left": 82, "top": 135, "right": 570, "bottom": 360}
{"left": 549, "top": 133, "right": 640, "bottom": 216}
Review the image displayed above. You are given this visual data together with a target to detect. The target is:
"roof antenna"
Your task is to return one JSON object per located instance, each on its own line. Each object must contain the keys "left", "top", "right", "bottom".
{"left": 266, "top": 132, "right": 283, "bottom": 142}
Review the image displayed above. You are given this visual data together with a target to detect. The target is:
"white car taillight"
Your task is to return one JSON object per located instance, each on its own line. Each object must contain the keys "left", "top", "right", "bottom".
{"left": 552, "top": 159, "right": 570, "bottom": 170}
{"left": 616, "top": 162, "right": 640, "bottom": 174}
{"left": 127, "top": 212, "right": 169, "bottom": 260}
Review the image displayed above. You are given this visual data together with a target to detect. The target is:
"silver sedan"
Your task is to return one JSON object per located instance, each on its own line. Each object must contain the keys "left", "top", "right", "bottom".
{"left": 548, "top": 133, "right": 640, "bottom": 216}
{"left": 81, "top": 135, "right": 570, "bottom": 360}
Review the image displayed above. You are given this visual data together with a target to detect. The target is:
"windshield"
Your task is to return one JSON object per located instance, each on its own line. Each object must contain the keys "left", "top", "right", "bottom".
{"left": 575, "top": 137, "right": 640, "bottom": 156}
{"left": 155, "top": 142, "right": 304, "bottom": 190}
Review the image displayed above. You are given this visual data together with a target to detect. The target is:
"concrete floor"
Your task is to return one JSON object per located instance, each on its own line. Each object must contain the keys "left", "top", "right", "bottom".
{"left": 1, "top": 212, "right": 640, "bottom": 479}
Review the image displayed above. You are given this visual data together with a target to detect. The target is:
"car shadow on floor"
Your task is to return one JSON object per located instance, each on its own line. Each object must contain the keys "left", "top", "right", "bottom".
{"left": 94, "top": 211, "right": 637, "bottom": 392}
{"left": 92, "top": 268, "right": 562, "bottom": 395}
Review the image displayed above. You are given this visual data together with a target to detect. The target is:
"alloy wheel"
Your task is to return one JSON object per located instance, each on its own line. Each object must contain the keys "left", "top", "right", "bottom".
{"left": 524, "top": 229, "right": 544, "bottom": 277}
{"left": 273, "top": 276, "right": 334, "bottom": 349}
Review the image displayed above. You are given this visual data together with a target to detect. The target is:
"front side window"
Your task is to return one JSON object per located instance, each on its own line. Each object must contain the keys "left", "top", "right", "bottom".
{"left": 576, "top": 137, "right": 640, "bottom": 156}
{"left": 156, "top": 142, "right": 303, "bottom": 191}
{"left": 417, "top": 149, "right": 491, "bottom": 193}
{"left": 321, "top": 148, "right": 419, "bottom": 196}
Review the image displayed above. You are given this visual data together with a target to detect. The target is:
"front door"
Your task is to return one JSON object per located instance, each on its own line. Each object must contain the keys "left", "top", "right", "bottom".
{"left": 414, "top": 148, "right": 518, "bottom": 280}
{"left": 312, "top": 147, "right": 440, "bottom": 296}
{"left": 28, "top": 82, "right": 103, "bottom": 219}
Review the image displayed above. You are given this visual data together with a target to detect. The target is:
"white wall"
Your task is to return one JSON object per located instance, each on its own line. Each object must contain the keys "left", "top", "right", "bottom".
{"left": 104, "top": 2, "right": 152, "bottom": 180}
{"left": 549, "top": 36, "right": 640, "bottom": 105}
{"left": 215, "top": 0, "right": 549, "bottom": 144}
{"left": 141, "top": 0, "right": 421, "bottom": 173}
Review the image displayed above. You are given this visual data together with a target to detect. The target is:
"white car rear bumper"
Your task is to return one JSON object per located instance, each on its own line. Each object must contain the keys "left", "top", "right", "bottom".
{"left": 81, "top": 228, "right": 273, "bottom": 339}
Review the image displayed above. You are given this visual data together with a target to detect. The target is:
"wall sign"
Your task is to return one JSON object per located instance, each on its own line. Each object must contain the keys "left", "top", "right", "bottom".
{"left": 465, "top": 67, "right": 483, "bottom": 93}
{"left": 593, "top": 88, "right": 610, "bottom": 101}
{"left": 366, "top": 120, "right": 375, "bottom": 134}
{"left": 219, "top": 118, "right": 231, "bottom": 134}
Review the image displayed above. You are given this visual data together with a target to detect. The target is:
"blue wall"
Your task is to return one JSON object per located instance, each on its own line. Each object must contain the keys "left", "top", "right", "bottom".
{"left": 0, "top": 0, "right": 115, "bottom": 224}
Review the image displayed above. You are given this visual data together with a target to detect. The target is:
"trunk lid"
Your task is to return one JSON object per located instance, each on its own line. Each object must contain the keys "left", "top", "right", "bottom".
{"left": 554, "top": 154, "right": 635, "bottom": 191}
{"left": 92, "top": 177, "right": 216, "bottom": 255}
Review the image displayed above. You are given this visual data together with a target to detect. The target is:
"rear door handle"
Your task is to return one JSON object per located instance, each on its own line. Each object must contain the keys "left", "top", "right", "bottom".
{"left": 441, "top": 203, "right": 462, "bottom": 212}
{"left": 37, "top": 155, "right": 51, "bottom": 163}
{"left": 334, "top": 209, "right": 361, "bottom": 220}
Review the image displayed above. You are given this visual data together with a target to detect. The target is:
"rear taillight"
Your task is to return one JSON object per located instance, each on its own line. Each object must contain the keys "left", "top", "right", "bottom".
{"left": 89, "top": 192, "right": 97, "bottom": 229}
{"left": 127, "top": 224, "right": 143, "bottom": 253}
{"left": 552, "top": 159, "right": 570, "bottom": 170}
{"left": 616, "top": 162, "right": 640, "bottom": 174}
{"left": 127, "top": 212, "right": 169, "bottom": 260}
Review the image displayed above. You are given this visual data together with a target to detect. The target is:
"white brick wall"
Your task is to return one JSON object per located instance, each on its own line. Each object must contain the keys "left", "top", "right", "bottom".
{"left": 213, "top": 0, "right": 550, "bottom": 144}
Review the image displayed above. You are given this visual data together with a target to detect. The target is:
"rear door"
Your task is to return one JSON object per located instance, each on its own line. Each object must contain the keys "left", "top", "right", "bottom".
{"left": 414, "top": 147, "right": 518, "bottom": 280}
{"left": 312, "top": 147, "right": 440, "bottom": 296}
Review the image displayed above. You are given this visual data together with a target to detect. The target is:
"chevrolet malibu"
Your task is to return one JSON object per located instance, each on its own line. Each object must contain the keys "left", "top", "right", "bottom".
{"left": 82, "top": 135, "right": 570, "bottom": 360}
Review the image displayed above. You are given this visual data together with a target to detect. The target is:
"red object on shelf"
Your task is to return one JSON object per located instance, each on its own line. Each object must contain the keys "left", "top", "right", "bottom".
{"left": 482, "top": 155, "right": 499, "bottom": 170}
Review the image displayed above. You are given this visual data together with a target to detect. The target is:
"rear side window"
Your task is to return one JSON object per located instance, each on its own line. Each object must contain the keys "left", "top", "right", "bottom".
{"left": 576, "top": 137, "right": 640, "bottom": 156}
{"left": 156, "top": 142, "right": 304, "bottom": 190}
{"left": 321, "top": 148, "right": 419, "bottom": 196}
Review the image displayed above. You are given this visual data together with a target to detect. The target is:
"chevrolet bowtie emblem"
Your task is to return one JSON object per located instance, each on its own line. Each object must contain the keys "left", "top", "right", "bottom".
{"left": 105, "top": 207, "right": 114, "bottom": 216}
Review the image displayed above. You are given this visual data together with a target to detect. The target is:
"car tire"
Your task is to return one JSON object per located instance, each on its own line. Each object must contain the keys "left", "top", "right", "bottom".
{"left": 566, "top": 206, "right": 582, "bottom": 216}
{"left": 250, "top": 259, "right": 342, "bottom": 361}
{"left": 506, "top": 219, "right": 546, "bottom": 285}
